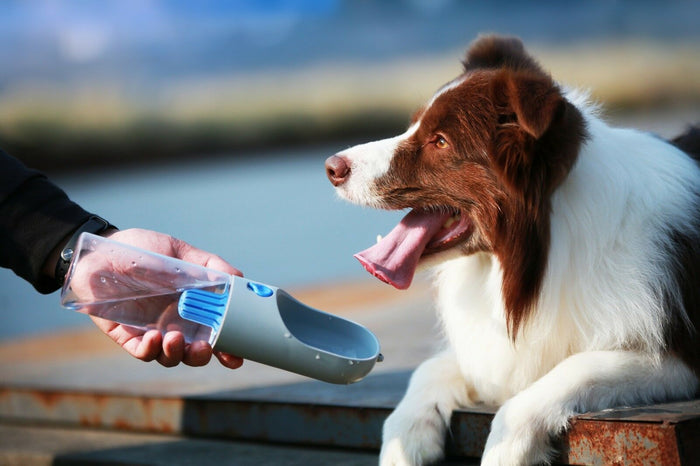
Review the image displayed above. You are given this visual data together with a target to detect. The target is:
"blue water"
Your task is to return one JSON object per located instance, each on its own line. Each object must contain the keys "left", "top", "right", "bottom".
{"left": 0, "top": 146, "right": 404, "bottom": 340}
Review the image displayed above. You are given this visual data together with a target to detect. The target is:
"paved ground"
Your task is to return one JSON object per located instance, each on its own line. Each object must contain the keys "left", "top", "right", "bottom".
{"left": 0, "top": 424, "right": 388, "bottom": 466}
{"left": 0, "top": 278, "right": 442, "bottom": 465}
{"left": 2, "top": 277, "right": 700, "bottom": 465}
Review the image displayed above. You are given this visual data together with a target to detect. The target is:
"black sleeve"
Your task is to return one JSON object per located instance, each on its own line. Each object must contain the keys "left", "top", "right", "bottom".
{"left": 0, "top": 149, "right": 93, "bottom": 293}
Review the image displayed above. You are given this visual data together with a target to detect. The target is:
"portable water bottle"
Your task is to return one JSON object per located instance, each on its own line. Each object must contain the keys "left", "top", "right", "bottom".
{"left": 60, "top": 233, "right": 382, "bottom": 384}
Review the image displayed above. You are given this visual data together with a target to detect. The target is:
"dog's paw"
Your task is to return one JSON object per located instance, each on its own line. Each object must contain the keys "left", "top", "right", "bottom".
{"left": 379, "top": 404, "right": 447, "bottom": 466}
{"left": 481, "top": 430, "right": 541, "bottom": 466}
{"left": 481, "top": 397, "right": 565, "bottom": 466}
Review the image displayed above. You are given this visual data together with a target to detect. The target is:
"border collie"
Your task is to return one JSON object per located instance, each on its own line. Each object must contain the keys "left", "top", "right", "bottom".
{"left": 325, "top": 36, "right": 699, "bottom": 465}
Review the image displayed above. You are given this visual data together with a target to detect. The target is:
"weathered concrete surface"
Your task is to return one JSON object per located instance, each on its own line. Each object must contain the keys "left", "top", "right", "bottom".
{"left": 1, "top": 278, "right": 699, "bottom": 465}
{"left": 0, "top": 424, "right": 388, "bottom": 466}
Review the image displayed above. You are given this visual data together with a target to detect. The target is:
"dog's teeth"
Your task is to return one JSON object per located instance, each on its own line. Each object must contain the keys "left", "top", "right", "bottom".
{"left": 442, "top": 213, "right": 460, "bottom": 229}
{"left": 376, "top": 234, "right": 383, "bottom": 244}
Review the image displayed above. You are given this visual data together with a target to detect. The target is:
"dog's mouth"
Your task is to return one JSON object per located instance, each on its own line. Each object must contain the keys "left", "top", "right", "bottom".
{"left": 354, "top": 208, "right": 473, "bottom": 289}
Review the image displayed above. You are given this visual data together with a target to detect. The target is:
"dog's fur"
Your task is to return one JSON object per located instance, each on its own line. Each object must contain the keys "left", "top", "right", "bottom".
{"left": 325, "top": 36, "right": 700, "bottom": 465}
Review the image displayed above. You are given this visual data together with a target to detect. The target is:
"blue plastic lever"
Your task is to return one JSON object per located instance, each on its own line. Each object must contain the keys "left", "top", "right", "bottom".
{"left": 177, "top": 288, "right": 228, "bottom": 332}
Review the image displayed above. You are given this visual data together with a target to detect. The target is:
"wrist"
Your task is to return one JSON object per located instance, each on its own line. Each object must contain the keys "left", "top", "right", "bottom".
{"left": 52, "top": 215, "right": 117, "bottom": 287}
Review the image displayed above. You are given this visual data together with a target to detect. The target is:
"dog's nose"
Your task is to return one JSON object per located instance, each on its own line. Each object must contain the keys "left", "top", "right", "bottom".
{"left": 325, "top": 155, "right": 351, "bottom": 186}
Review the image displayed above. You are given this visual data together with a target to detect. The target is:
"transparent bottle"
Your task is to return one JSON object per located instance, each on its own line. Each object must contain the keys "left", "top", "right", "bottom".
{"left": 61, "top": 233, "right": 382, "bottom": 384}
{"left": 61, "top": 232, "right": 231, "bottom": 345}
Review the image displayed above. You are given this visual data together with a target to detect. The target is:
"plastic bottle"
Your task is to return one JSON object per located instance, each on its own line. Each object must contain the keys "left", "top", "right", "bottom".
{"left": 61, "top": 233, "right": 381, "bottom": 384}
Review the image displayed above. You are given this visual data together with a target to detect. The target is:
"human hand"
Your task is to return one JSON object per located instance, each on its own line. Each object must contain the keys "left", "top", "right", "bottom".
{"left": 87, "top": 228, "right": 244, "bottom": 369}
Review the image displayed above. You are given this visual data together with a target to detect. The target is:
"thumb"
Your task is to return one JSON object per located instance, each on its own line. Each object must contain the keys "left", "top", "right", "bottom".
{"left": 173, "top": 238, "right": 243, "bottom": 277}
{"left": 205, "top": 254, "right": 244, "bottom": 277}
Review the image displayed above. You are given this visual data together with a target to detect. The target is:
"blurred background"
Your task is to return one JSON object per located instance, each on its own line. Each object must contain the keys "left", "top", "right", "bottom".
{"left": 1, "top": 0, "right": 699, "bottom": 341}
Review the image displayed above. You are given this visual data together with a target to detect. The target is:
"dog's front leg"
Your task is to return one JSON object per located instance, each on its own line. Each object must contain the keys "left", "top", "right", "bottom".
{"left": 481, "top": 351, "right": 698, "bottom": 466}
{"left": 380, "top": 350, "right": 472, "bottom": 466}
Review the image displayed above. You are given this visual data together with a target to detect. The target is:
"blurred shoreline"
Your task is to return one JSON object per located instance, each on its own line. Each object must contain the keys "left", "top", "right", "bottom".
{"left": 2, "top": 40, "right": 698, "bottom": 173}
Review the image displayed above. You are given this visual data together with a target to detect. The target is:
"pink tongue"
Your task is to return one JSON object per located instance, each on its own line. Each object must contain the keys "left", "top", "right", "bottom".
{"left": 354, "top": 209, "right": 452, "bottom": 289}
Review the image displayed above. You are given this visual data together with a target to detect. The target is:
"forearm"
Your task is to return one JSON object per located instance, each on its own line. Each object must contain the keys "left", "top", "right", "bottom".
{"left": 0, "top": 150, "right": 95, "bottom": 293}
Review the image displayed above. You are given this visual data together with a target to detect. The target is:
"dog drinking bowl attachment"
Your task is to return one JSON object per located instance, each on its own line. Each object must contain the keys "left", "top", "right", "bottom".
{"left": 60, "top": 233, "right": 382, "bottom": 384}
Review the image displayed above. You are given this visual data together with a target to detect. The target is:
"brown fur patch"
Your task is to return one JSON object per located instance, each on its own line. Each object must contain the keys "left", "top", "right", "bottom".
{"left": 374, "top": 36, "right": 587, "bottom": 337}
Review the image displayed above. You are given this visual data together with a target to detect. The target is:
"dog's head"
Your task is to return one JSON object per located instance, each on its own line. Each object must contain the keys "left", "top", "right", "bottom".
{"left": 326, "top": 36, "right": 586, "bottom": 332}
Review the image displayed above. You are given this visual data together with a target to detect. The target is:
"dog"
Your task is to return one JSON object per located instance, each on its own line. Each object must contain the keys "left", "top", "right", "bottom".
{"left": 325, "top": 35, "right": 699, "bottom": 465}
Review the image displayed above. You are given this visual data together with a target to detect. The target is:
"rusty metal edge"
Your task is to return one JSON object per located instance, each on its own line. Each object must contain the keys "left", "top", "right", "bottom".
{"left": 559, "top": 418, "right": 681, "bottom": 465}
{"left": 2, "top": 386, "right": 699, "bottom": 464}
{"left": 0, "top": 386, "right": 391, "bottom": 450}
{"left": 0, "top": 386, "right": 184, "bottom": 434}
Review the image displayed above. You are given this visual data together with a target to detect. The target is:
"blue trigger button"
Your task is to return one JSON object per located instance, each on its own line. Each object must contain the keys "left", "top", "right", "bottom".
{"left": 247, "top": 282, "right": 274, "bottom": 297}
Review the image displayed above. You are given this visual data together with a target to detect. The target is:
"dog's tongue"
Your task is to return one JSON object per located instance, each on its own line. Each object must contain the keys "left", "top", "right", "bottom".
{"left": 354, "top": 209, "right": 452, "bottom": 289}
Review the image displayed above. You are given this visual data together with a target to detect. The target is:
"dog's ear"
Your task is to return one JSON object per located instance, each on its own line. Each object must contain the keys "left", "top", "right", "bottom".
{"left": 503, "top": 70, "right": 563, "bottom": 139}
{"left": 489, "top": 70, "right": 571, "bottom": 195}
{"left": 464, "top": 35, "right": 560, "bottom": 138}
{"left": 463, "top": 35, "right": 541, "bottom": 74}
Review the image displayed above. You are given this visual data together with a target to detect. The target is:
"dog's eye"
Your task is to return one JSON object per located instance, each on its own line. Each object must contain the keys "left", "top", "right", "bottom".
{"left": 435, "top": 136, "right": 449, "bottom": 149}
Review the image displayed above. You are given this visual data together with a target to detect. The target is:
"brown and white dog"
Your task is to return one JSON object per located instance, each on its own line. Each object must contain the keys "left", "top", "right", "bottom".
{"left": 325, "top": 36, "right": 699, "bottom": 465}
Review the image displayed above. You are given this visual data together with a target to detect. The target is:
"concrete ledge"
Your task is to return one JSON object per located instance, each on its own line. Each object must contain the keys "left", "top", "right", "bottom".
{"left": 1, "top": 378, "right": 698, "bottom": 464}
{"left": 2, "top": 282, "right": 699, "bottom": 464}
{"left": 0, "top": 424, "right": 385, "bottom": 466}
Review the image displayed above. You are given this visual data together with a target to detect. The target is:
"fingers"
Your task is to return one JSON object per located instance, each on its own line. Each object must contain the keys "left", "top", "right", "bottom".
{"left": 162, "top": 336, "right": 242, "bottom": 369}
{"left": 125, "top": 329, "right": 222, "bottom": 368}
{"left": 182, "top": 340, "right": 213, "bottom": 367}
{"left": 214, "top": 351, "right": 245, "bottom": 369}
{"left": 149, "top": 334, "right": 242, "bottom": 369}
{"left": 157, "top": 338, "right": 242, "bottom": 369}
{"left": 156, "top": 332, "right": 186, "bottom": 367}
{"left": 157, "top": 335, "right": 243, "bottom": 369}
{"left": 157, "top": 332, "right": 219, "bottom": 368}
{"left": 103, "top": 322, "right": 244, "bottom": 369}
{"left": 122, "top": 329, "right": 163, "bottom": 362}
{"left": 115, "top": 329, "right": 187, "bottom": 367}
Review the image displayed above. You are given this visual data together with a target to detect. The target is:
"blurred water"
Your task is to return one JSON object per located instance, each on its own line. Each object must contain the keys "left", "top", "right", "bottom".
{"left": 0, "top": 145, "right": 404, "bottom": 340}
{"left": 2, "top": 111, "right": 698, "bottom": 341}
